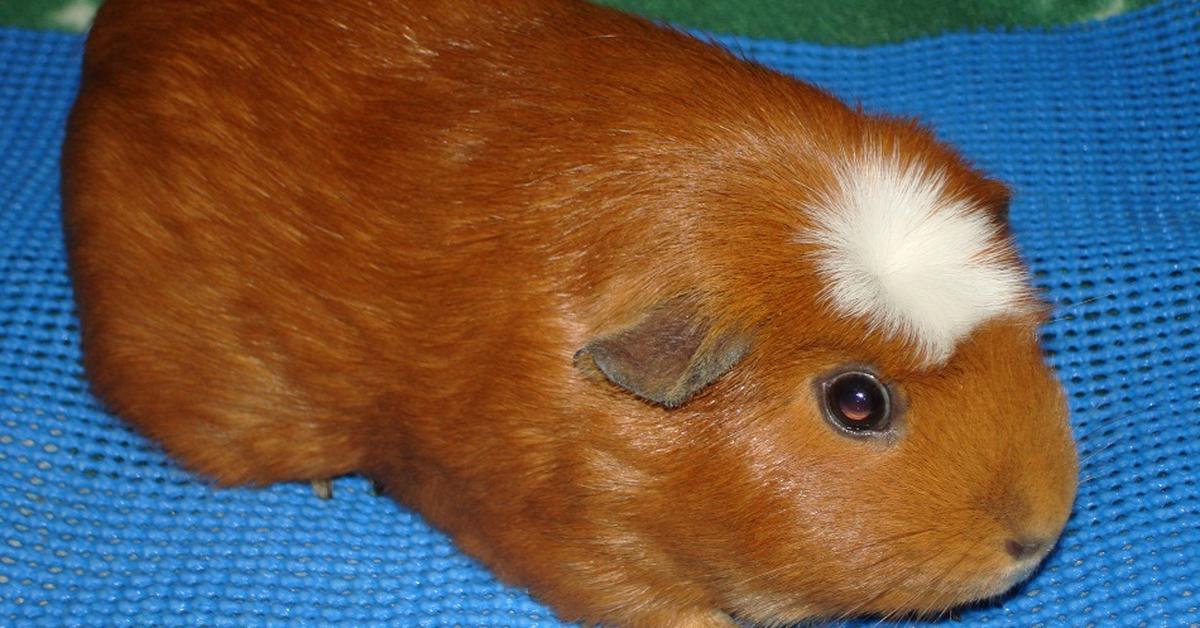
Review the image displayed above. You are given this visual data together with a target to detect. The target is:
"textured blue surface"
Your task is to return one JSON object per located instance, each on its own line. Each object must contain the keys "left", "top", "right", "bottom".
{"left": 1, "top": 0, "right": 1198, "bottom": 625}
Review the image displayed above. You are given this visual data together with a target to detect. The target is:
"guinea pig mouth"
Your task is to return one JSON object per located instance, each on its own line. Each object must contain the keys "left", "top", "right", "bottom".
{"left": 994, "top": 559, "right": 1043, "bottom": 593}
{"left": 950, "top": 559, "right": 1046, "bottom": 609}
{"left": 881, "top": 555, "right": 1051, "bottom": 618}
{"left": 730, "top": 559, "right": 1047, "bottom": 625}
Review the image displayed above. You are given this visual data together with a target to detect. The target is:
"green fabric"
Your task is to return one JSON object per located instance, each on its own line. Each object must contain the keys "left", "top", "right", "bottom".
{"left": 596, "top": 0, "right": 1162, "bottom": 44}
{"left": 0, "top": 0, "right": 1163, "bottom": 43}
{"left": 0, "top": 0, "right": 99, "bottom": 32}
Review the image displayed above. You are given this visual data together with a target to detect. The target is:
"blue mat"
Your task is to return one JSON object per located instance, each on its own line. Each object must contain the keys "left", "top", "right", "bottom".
{"left": 1, "top": 1, "right": 1198, "bottom": 625}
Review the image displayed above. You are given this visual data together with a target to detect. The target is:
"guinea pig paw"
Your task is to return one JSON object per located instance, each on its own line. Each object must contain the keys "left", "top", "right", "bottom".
{"left": 310, "top": 478, "right": 333, "bottom": 500}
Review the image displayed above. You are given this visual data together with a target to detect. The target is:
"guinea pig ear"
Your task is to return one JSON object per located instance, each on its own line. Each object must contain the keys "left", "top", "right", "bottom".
{"left": 573, "top": 298, "right": 750, "bottom": 408}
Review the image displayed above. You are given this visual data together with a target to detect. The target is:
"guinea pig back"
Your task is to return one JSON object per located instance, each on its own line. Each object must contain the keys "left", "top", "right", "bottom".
{"left": 62, "top": 0, "right": 1078, "bottom": 625}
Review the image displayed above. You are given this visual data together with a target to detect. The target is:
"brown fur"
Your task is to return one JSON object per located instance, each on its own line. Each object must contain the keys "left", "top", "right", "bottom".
{"left": 62, "top": 0, "right": 1078, "bottom": 625}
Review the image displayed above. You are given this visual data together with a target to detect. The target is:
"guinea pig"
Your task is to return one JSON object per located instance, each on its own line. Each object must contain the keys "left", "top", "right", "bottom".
{"left": 61, "top": 0, "right": 1078, "bottom": 625}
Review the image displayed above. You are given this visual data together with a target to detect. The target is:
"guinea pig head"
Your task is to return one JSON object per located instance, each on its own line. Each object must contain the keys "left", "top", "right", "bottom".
{"left": 572, "top": 113, "right": 1078, "bottom": 623}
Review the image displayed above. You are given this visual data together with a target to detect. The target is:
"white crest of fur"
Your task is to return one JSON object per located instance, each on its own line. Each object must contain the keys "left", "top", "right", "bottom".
{"left": 801, "top": 148, "right": 1029, "bottom": 364}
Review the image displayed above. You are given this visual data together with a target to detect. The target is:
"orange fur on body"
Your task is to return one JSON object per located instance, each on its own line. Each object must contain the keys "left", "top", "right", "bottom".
{"left": 62, "top": 0, "right": 1078, "bottom": 625}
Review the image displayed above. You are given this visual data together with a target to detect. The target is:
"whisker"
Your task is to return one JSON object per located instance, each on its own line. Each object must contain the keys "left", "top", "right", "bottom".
{"left": 1059, "top": 398, "right": 1164, "bottom": 489}
{"left": 908, "top": 530, "right": 982, "bottom": 618}
{"left": 863, "top": 529, "right": 972, "bottom": 625}
{"left": 1043, "top": 291, "right": 1119, "bottom": 324}
{"left": 724, "top": 526, "right": 945, "bottom": 602}
{"left": 1078, "top": 436, "right": 1123, "bottom": 468}
{"left": 927, "top": 535, "right": 985, "bottom": 603}
{"left": 1070, "top": 402, "right": 1161, "bottom": 482}
{"left": 829, "top": 523, "right": 983, "bottom": 623}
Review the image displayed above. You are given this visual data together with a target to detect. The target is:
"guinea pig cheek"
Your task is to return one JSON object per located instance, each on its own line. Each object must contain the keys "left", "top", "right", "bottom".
{"left": 746, "top": 371, "right": 1062, "bottom": 613}
{"left": 724, "top": 384, "right": 915, "bottom": 606}
{"left": 879, "top": 324, "right": 1078, "bottom": 605}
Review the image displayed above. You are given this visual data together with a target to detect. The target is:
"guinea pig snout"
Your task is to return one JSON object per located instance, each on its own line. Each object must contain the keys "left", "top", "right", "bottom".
{"left": 1004, "top": 536, "right": 1049, "bottom": 561}
{"left": 979, "top": 455, "right": 1075, "bottom": 569}
{"left": 985, "top": 492, "right": 1061, "bottom": 551}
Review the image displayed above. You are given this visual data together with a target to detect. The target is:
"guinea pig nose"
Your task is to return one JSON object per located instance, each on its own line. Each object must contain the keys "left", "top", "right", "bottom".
{"left": 1004, "top": 537, "right": 1048, "bottom": 561}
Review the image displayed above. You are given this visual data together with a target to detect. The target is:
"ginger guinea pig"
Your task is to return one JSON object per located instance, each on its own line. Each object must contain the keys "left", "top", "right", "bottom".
{"left": 62, "top": 0, "right": 1078, "bottom": 625}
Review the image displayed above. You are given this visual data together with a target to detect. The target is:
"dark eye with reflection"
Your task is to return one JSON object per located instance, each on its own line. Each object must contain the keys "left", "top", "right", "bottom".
{"left": 822, "top": 371, "right": 892, "bottom": 434}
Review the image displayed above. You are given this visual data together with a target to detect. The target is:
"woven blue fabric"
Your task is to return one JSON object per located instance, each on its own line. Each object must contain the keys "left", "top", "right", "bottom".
{"left": 1, "top": 1, "right": 1198, "bottom": 625}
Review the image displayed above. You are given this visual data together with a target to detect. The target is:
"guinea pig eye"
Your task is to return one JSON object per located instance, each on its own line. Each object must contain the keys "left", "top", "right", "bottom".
{"left": 821, "top": 371, "right": 892, "bottom": 434}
